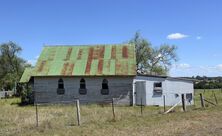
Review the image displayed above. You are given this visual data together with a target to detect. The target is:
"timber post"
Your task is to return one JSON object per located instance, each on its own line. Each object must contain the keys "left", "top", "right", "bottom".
{"left": 213, "top": 92, "right": 218, "bottom": 104}
{"left": 181, "top": 94, "right": 186, "bottom": 112}
{"left": 141, "top": 98, "right": 143, "bottom": 115}
{"left": 76, "top": 99, "right": 81, "bottom": 126}
{"left": 112, "top": 98, "right": 115, "bottom": 120}
{"left": 163, "top": 95, "right": 166, "bottom": 112}
{"left": 200, "top": 93, "right": 205, "bottom": 108}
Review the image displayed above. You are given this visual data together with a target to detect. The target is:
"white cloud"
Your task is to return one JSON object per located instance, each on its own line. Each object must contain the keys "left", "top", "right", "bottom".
{"left": 196, "top": 36, "right": 202, "bottom": 40}
{"left": 167, "top": 33, "right": 188, "bottom": 40}
{"left": 216, "top": 64, "right": 222, "bottom": 71}
{"left": 27, "top": 55, "right": 39, "bottom": 66}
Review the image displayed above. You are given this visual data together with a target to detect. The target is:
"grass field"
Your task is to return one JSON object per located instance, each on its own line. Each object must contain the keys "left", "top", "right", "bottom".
{"left": 0, "top": 90, "right": 222, "bottom": 136}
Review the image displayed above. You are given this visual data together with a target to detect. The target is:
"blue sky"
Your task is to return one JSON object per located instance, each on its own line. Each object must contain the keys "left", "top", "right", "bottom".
{"left": 0, "top": 0, "right": 221, "bottom": 77}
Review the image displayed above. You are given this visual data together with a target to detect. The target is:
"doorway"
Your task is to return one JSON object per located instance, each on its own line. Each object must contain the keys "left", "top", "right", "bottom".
{"left": 135, "top": 81, "right": 146, "bottom": 105}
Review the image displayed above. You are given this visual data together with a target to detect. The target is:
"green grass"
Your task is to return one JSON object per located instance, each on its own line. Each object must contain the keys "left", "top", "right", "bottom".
{"left": 0, "top": 90, "right": 222, "bottom": 136}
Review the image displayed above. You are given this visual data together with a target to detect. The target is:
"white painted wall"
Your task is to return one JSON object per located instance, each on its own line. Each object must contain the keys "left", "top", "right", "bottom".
{"left": 133, "top": 76, "right": 194, "bottom": 106}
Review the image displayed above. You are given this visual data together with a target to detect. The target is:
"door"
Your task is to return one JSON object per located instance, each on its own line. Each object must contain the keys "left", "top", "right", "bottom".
{"left": 135, "top": 81, "right": 146, "bottom": 105}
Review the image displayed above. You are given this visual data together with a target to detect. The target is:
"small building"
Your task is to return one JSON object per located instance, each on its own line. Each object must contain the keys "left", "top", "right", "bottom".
{"left": 20, "top": 44, "right": 194, "bottom": 106}
{"left": 134, "top": 75, "right": 194, "bottom": 106}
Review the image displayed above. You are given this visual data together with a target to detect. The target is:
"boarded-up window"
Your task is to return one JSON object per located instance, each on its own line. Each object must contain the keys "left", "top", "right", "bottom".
{"left": 57, "top": 78, "right": 65, "bottom": 95}
{"left": 101, "top": 79, "right": 109, "bottom": 95}
{"left": 153, "top": 82, "right": 162, "bottom": 96}
{"left": 79, "top": 78, "right": 87, "bottom": 95}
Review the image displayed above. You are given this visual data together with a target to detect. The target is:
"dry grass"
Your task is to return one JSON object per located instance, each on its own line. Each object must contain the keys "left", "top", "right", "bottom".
{"left": 0, "top": 90, "right": 222, "bottom": 136}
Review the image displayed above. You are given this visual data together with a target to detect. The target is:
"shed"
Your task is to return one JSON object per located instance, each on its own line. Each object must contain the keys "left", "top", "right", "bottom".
{"left": 133, "top": 75, "right": 194, "bottom": 106}
{"left": 20, "top": 44, "right": 194, "bottom": 106}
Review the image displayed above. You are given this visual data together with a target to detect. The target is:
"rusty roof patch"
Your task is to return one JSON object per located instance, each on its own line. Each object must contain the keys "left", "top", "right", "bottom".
{"left": 64, "top": 48, "right": 72, "bottom": 61}
{"left": 99, "top": 46, "right": 105, "bottom": 58}
{"left": 85, "top": 47, "right": 94, "bottom": 75}
{"left": 77, "top": 49, "right": 83, "bottom": 60}
{"left": 61, "top": 62, "right": 69, "bottom": 75}
{"left": 67, "top": 63, "right": 74, "bottom": 75}
{"left": 111, "top": 46, "right": 116, "bottom": 59}
{"left": 98, "top": 59, "right": 103, "bottom": 75}
{"left": 122, "top": 46, "right": 128, "bottom": 58}
{"left": 38, "top": 61, "right": 46, "bottom": 72}
{"left": 48, "top": 48, "right": 56, "bottom": 61}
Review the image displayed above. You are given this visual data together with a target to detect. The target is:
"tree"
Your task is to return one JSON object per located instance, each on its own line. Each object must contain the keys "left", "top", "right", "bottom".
{"left": 0, "top": 41, "right": 30, "bottom": 91}
{"left": 129, "top": 32, "right": 152, "bottom": 74}
{"left": 130, "top": 32, "right": 178, "bottom": 75}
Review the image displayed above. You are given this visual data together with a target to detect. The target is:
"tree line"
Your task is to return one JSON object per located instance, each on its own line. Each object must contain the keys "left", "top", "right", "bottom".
{"left": 0, "top": 41, "right": 31, "bottom": 91}
{"left": 192, "top": 76, "right": 222, "bottom": 89}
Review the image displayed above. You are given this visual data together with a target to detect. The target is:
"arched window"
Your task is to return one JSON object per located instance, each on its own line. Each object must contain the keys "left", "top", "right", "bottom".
{"left": 80, "top": 78, "right": 86, "bottom": 89}
{"left": 57, "top": 78, "right": 65, "bottom": 94}
{"left": 101, "top": 79, "right": 109, "bottom": 95}
{"left": 79, "top": 78, "right": 87, "bottom": 94}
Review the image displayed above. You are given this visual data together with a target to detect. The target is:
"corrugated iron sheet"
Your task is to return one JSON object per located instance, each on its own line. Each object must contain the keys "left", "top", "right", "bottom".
{"left": 34, "top": 44, "right": 136, "bottom": 76}
{"left": 19, "top": 68, "right": 34, "bottom": 83}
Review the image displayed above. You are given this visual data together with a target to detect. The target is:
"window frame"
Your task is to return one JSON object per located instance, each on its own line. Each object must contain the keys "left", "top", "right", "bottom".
{"left": 79, "top": 78, "right": 87, "bottom": 95}
{"left": 101, "top": 79, "right": 109, "bottom": 95}
{"left": 153, "top": 82, "right": 163, "bottom": 96}
{"left": 57, "top": 78, "right": 65, "bottom": 95}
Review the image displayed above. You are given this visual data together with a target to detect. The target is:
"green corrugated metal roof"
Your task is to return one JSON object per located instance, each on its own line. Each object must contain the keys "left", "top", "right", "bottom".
{"left": 19, "top": 68, "right": 34, "bottom": 83}
{"left": 33, "top": 44, "right": 136, "bottom": 76}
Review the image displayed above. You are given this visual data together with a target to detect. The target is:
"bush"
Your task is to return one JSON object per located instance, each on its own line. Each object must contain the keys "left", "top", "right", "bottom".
{"left": 21, "top": 84, "right": 34, "bottom": 105}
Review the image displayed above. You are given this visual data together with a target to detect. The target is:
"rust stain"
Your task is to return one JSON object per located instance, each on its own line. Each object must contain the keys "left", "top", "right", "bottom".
{"left": 111, "top": 46, "right": 116, "bottom": 59}
{"left": 98, "top": 59, "right": 103, "bottom": 74}
{"left": 68, "top": 63, "right": 74, "bottom": 75}
{"left": 106, "top": 60, "right": 111, "bottom": 73}
{"left": 38, "top": 61, "right": 46, "bottom": 72}
{"left": 65, "top": 48, "right": 72, "bottom": 60}
{"left": 99, "top": 46, "right": 105, "bottom": 58}
{"left": 61, "top": 62, "right": 69, "bottom": 75}
{"left": 77, "top": 49, "right": 83, "bottom": 60}
{"left": 48, "top": 49, "right": 56, "bottom": 61}
{"left": 122, "top": 62, "right": 128, "bottom": 75}
{"left": 122, "top": 46, "right": 128, "bottom": 58}
{"left": 128, "top": 46, "right": 135, "bottom": 59}
{"left": 115, "top": 60, "right": 121, "bottom": 75}
{"left": 131, "top": 64, "right": 136, "bottom": 75}
{"left": 92, "top": 46, "right": 99, "bottom": 59}
{"left": 85, "top": 47, "right": 94, "bottom": 74}
{"left": 115, "top": 61, "right": 128, "bottom": 75}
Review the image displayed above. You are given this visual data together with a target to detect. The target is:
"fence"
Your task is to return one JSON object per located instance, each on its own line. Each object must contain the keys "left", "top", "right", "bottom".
{"left": 0, "top": 91, "right": 14, "bottom": 98}
{"left": 25, "top": 89, "right": 222, "bottom": 127}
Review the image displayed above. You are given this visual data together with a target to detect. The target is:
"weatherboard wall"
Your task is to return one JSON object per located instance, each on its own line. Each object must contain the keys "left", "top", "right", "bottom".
{"left": 34, "top": 76, "right": 134, "bottom": 105}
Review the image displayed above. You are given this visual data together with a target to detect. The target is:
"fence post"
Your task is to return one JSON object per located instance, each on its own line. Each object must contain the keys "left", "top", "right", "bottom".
{"left": 76, "top": 99, "right": 81, "bottom": 126}
{"left": 213, "top": 92, "right": 218, "bottom": 104}
{"left": 140, "top": 98, "right": 143, "bottom": 115}
{"left": 34, "top": 91, "right": 38, "bottom": 127}
{"left": 200, "top": 93, "right": 205, "bottom": 108}
{"left": 163, "top": 95, "right": 166, "bottom": 112}
{"left": 193, "top": 94, "right": 195, "bottom": 106}
{"left": 112, "top": 98, "right": 115, "bottom": 120}
{"left": 181, "top": 94, "right": 186, "bottom": 112}
{"left": 35, "top": 103, "right": 38, "bottom": 127}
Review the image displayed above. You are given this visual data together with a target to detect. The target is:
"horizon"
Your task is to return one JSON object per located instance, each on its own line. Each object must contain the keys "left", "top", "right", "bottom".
{"left": 0, "top": 0, "right": 221, "bottom": 77}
